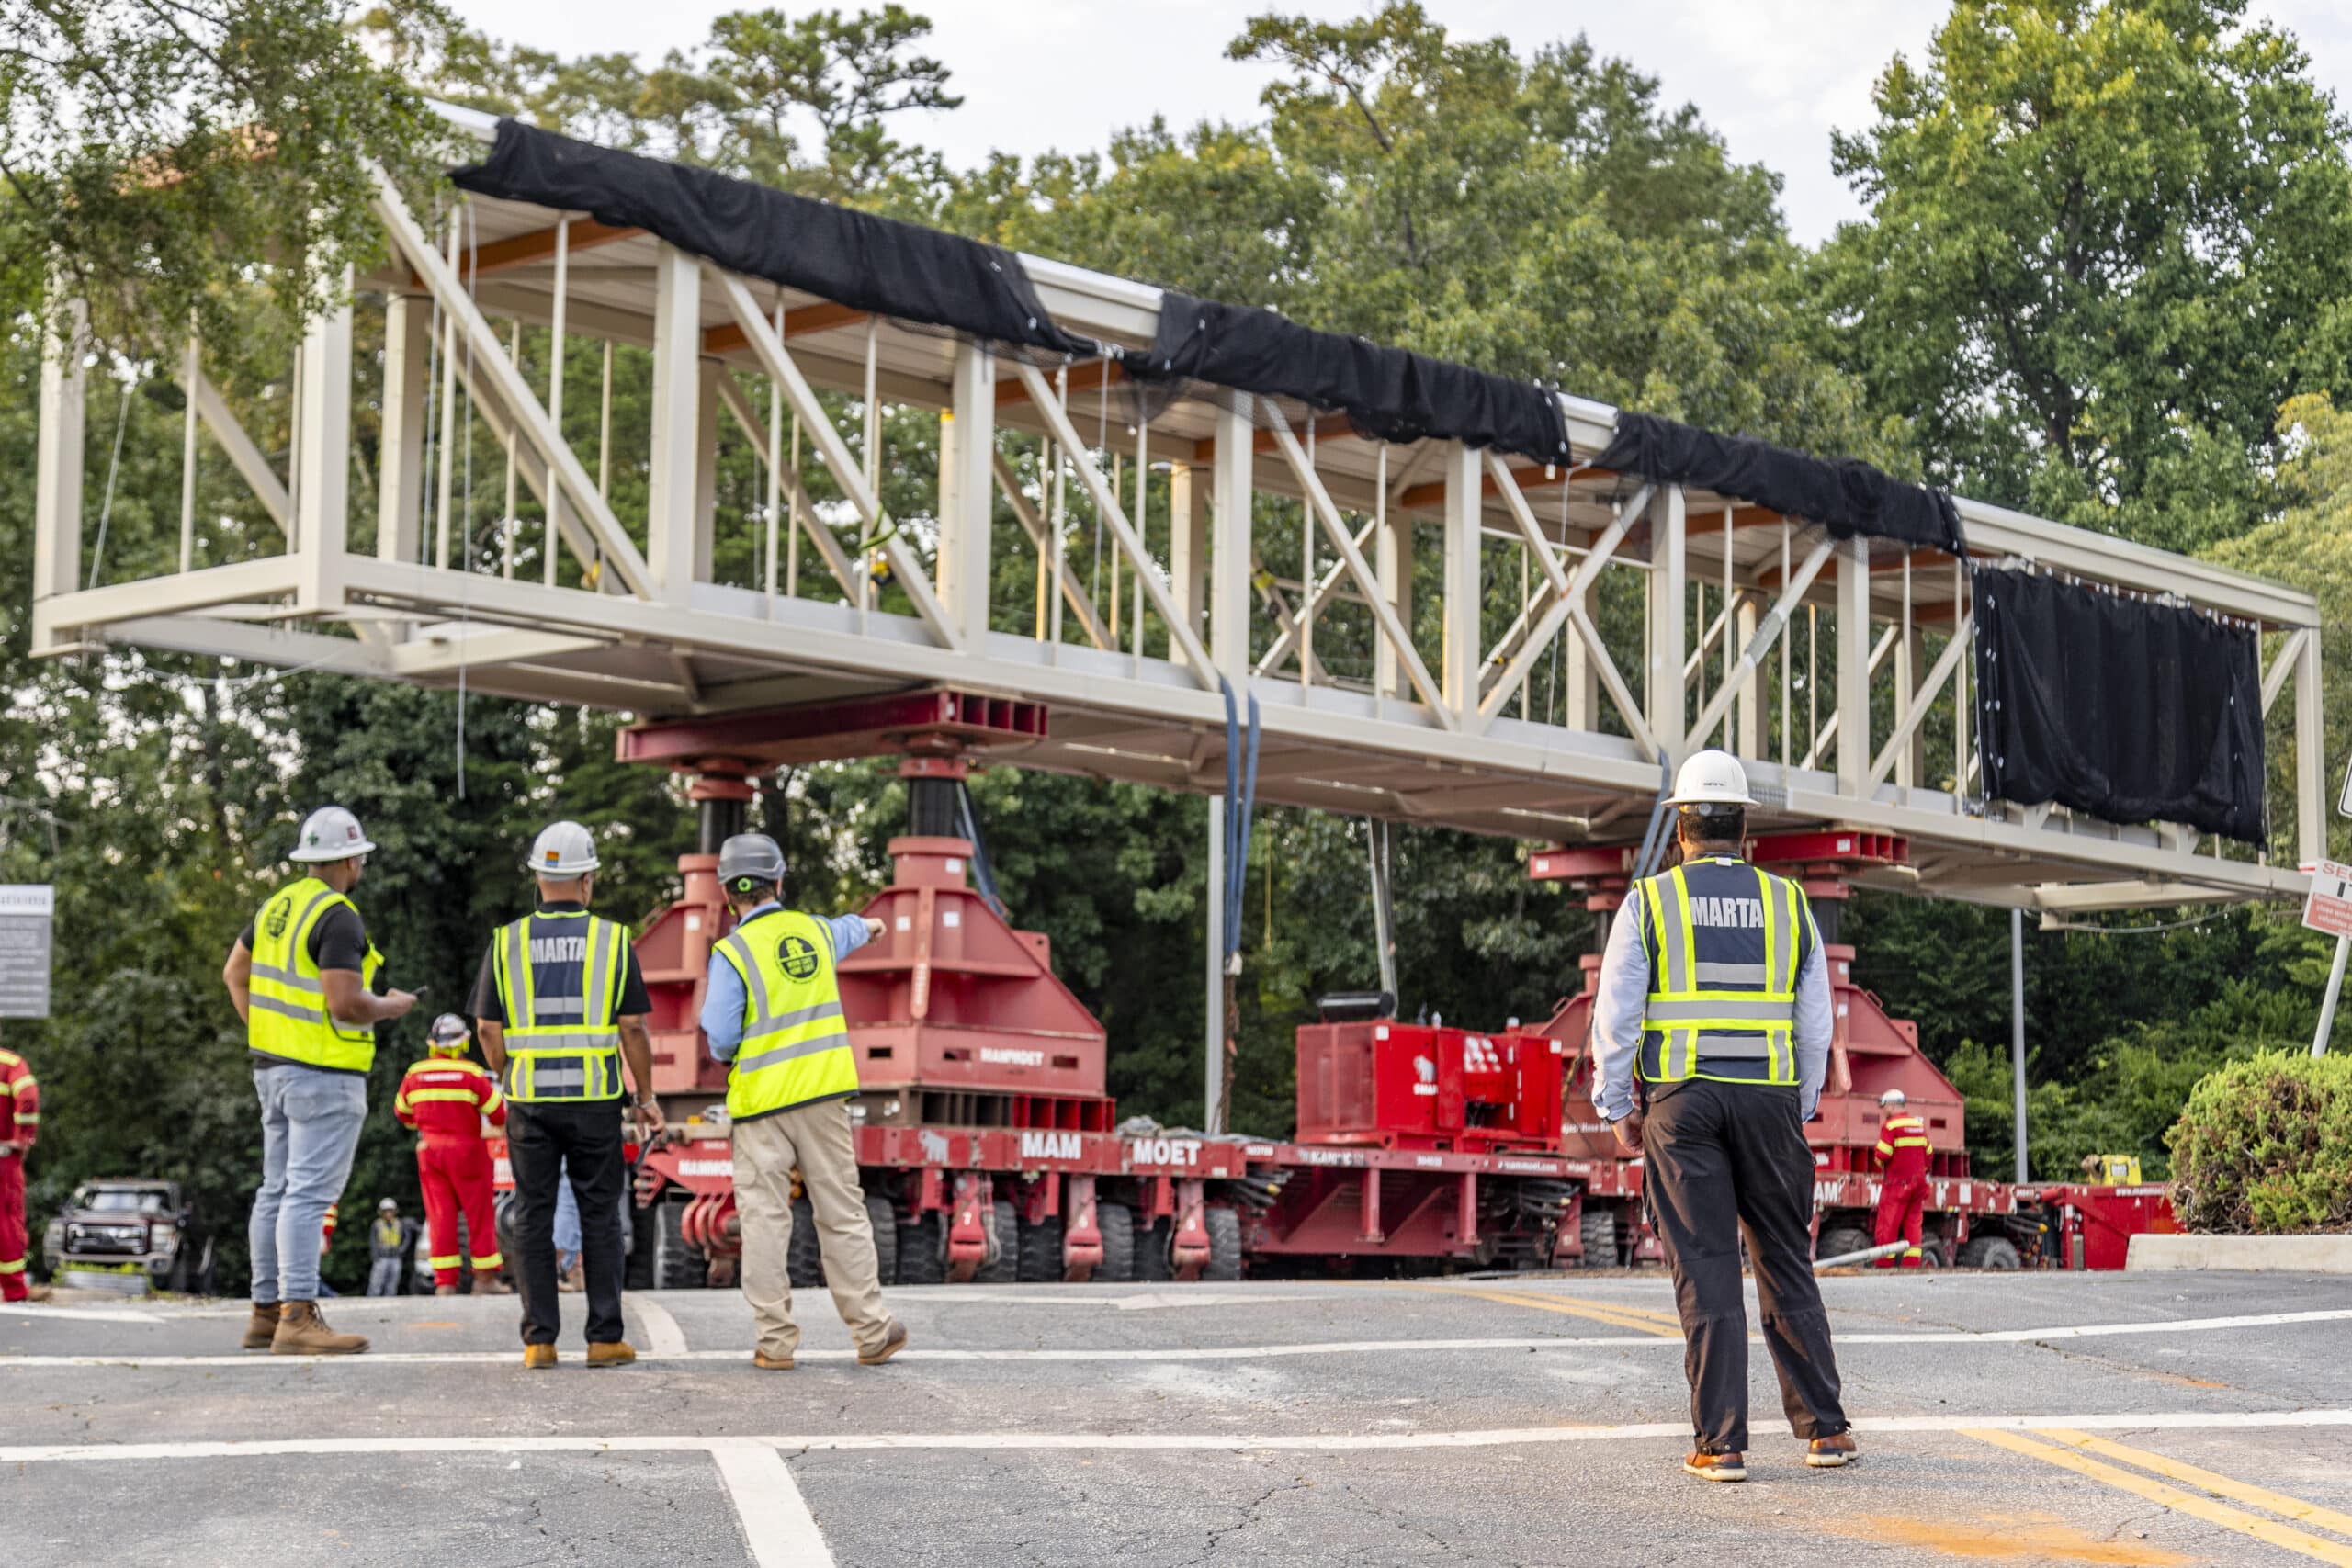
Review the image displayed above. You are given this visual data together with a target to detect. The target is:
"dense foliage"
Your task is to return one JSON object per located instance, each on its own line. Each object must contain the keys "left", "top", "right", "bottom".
{"left": 2168, "top": 1052, "right": 2352, "bottom": 1233}
{"left": 6, "top": 0, "right": 2352, "bottom": 1287}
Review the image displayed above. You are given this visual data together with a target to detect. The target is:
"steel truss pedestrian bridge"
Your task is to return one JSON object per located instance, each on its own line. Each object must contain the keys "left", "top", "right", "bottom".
{"left": 26, "top": 104, "right": 2326, "bottom": 916}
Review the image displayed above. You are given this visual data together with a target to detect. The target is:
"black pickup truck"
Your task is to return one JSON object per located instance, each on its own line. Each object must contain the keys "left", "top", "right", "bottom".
{"left": 42, "top": 1179, "right": 216, "bottom": 1294}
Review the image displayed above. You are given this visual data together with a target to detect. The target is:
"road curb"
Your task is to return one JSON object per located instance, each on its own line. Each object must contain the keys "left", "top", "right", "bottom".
{"left": 2126, "top": 1233, "right": 2352, "bottom": 1272}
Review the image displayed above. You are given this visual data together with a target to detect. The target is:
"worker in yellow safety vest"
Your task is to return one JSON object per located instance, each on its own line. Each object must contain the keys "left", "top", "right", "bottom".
{"left": 701, "top": 832, "right": 906, "bottom": 1371}
{"left": 222, "top": 806, "right": 418, "bottom": 1355}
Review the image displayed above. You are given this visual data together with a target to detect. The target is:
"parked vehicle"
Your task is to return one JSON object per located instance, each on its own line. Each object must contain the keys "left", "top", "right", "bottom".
{"left": 43, "top": 1179, "right": 214, "bottom": 1294}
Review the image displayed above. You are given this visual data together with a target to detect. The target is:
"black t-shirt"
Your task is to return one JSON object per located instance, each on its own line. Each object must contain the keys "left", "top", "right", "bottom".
{"left": 469, "top": 902, "right": 651, "bottom": 1026}
{"left": 240, "top": 903, "right": 368, "bottom": 973}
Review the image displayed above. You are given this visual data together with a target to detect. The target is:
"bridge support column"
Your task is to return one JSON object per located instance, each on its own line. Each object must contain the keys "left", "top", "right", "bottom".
{"left": 1374, "top": 468, "right": 1412, "bottom": 704}
{"left": 1441, "top": 442, "right": 1481, "bottom": 718}
{"left": 649, "top": 245, "right": 707, "bottom": 605}
{"left": 293, "top": 264, "right": 353, "bottom": 611}
{"left": 378, "top": 293, "right": 432, "bottom": 577}
{"left": 1838, "top": 535, "right": 1871, "bottom": 796}
{"left": 937, "top": 341, "right": 996, "bottom": 647}
{"left": 1645, "top": 485, "right": 1686, "bottom": 759}
{"left": 1208, "top": 396, "right": 1254, "bottom": 685}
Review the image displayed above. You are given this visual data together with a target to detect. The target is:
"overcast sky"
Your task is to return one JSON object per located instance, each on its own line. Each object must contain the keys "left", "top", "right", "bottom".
{"left": 446, "top": 0, "right": 2352, "bottom": 245}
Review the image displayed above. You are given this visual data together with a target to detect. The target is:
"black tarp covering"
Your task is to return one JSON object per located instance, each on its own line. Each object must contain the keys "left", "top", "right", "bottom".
{"left": 1129, "top": 293, "right": 1571, "bottom": 466}
{"left": 1972, "top": 569, "right": 2264, "bottom": 844}
{"left": 1595, "top": 411, "right": 1965, "bottom": 555}
{"left": 453, "top": 119, "right": 1095, "bottom": 358}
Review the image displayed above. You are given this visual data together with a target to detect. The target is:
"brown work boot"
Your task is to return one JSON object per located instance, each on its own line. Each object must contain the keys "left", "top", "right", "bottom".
{"left": 523, "top": 1344, "right": 559, "bottom": 1370}
{"left": 585, "top": 1341, "right": 636, "bottom": 1368}
{"left": 271, "top": 1301, "right": 369, "bottom": 1356}
{"left": 1683, "top": 1450, "right": 1747, "bottom": 1483}
{"left": 1806, "top": 1432, "right": 1860, "bottom": 1469}
{"left": 560, "top": 1263, "right": 585, "bottom": 1293}
{"left": 856, "top": 1319, "right": 909, "bottom": 1367}
{"left": 435, "top": 1284, "right": 457, "bottom": 1297}
{"left": 241, "top": 1301, "right": 282, "bottom": 1349}
{"left": 753, "top": 1349, "right": 796, "bottom": 1371}
{"left": 23, "top": 1283, "right": 51, "bottom": 1302}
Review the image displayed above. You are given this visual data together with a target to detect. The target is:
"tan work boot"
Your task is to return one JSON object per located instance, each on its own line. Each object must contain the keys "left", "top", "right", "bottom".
{"left": 23, "top": 1283, "right": 51, "bottom": 1302}
{"left": 585, "top": 1341, "right": 636, "bottom": 1368}
{"left": 1806, "top": 1432, "right": 1860, "bottom": 1469}
{"left": 752, "top": 1349, "right": 796, "bottom": 1371}
{"left": 1683, "top": 1450, "right": 1747, "bottom": 1483}
{"left": 435, "top": 1284, "right": 457, "bottom": 1297}
{"left": 472, "top": 1276, "right": 513, "bottom": 1296}
{"left": 271, "top": 1301, "right": 368, "bottom": 1355}
{"left": 523, "top": 1344, "right": 559, "bottom": 1370}
{"left": 241, "top": 1302, "right": 282, "bottom": 1349}
{"left": 856, "top": 1319, "right": 909, "bottom": 1367}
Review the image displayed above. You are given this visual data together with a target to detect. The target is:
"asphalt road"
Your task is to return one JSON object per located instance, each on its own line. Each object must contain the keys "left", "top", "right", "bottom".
{"left": 4, "top": 1269, "right": 2350, "bottom": 1566}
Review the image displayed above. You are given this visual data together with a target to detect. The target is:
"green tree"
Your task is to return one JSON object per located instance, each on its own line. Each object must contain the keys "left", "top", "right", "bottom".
{"left": 1817, "top": 0, "right": 2352, "bottom": 552}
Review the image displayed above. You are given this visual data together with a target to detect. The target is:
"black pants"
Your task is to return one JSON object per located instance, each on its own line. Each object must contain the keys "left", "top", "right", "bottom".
{"left": 506, "top": 1101, "right": 627, "bottom": 1347}
{"left": 1642, "top": 1077, "right": 1848, "bottom": 1453}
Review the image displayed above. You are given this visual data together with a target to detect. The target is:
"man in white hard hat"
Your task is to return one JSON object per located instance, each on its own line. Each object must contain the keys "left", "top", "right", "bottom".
{"left": 471, "top": 820, "right": 663, "bottom": 1369}
{"left": 222, "top": 806, "right": 418, "bottom": 1354}
{"left": 1870, "top": 1089, "right": 1932, "bottom": 1269}
{"left": 1589, "top": 750, "right": 1855, "bottom": 1482}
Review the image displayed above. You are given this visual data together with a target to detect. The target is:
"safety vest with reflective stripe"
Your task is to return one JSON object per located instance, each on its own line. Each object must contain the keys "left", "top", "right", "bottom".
{"left": 247, "top": 876, "right": 384, "bottom": 1075}
{"left": 714, "top": 909, "right": 857, "bottom": 1122}
{"left": 1635, "top": 855, "right": 1812, "bottom": 1088}
{"left": 492, "top": 910, "right": 628, "bottom": 1103}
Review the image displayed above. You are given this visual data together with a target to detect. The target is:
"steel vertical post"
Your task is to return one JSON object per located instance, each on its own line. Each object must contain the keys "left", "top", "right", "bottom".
{"left": 1838, "top": 536, "right": 1872, "bottom": 796}
{"left": 1206, "top": 794, "right": 1227, "bottom": 1132}
{"left": 1441, "top": 442, "right": 1482, "bottom": 719}
{"left": 30, "top": 293, "right": 86, "bottom": 656}
{"left": 2011, "top": 906, "right": 2029, "bottom": 1182}
{"left": 648, "top": 244, "right": 704, "bottom": 604}
{"left": 294, "top": 266, "right": 354, "bottom": 612}
{"left": 937, "top": 340, "right": 996, "bottom": 648}
{"left": 1645, "top": 486, "right": 1687, "bottom": 756}
{"left": 2314, "top": 933, "right": 2348, "bottom": 1058}
{"left": 378, "top": 295, "right": 432, "bottom": 571}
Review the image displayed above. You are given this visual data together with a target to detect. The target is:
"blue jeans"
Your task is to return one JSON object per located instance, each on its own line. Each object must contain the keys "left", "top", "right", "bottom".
{"left": 553, "top": 1157, "right": 582, "bottom": 1270}
{"left": 249, "top": 1066, "right": 367, "bottom": 1303}
{"left": 367, "top": 1257, "right": 403, "bottom": 1296}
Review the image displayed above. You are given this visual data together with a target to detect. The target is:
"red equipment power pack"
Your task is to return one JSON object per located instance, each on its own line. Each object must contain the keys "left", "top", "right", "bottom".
{"left": 1295, "top": 1021, "right": 1563, "bottom": 1154}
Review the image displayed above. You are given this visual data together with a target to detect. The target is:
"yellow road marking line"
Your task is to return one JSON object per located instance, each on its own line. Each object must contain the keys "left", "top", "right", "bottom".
{"left": 2039, "top": 1428, "right": 2352, "bottom": 1540}
{"left": 1382, "top": 1282, "right": 1681, "bottom": 1337}
{"left": 1963, "top": 1428, "right": 2352, "bottom": 1567}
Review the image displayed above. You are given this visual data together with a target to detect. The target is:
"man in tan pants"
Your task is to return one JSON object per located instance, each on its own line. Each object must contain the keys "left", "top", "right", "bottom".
{"left": 700, "top": 833, "right": 906, "bottom": 1369}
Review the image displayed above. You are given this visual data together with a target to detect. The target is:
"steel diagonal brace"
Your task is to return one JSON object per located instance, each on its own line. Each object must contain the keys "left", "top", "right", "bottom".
{"left": 717, "top": 274, "right": 962, "bottom": 649}
{"left": 989, "top": 450, "right": 1112, "bottom": 651}
{"left": 1009, "top": 357, "right": 1218, "bottom": 686}
{"left": 2261, "top": 627, "right": 2310, "bottom": 715}
{"left": 367, "top": 165, "right": 655, "bottom": 600}
{"left": 181, "top": 369, "right": 291, "bottom": 533}
{"left": 1478, "top": 458, "right": 1654, "bottom": 746}
{"left": 1263, "top": 403, "right": 1454, "bottom": 728}
{"left": 709, "top": 371, "right": 861, "bottom": 600}
{"left": 1681, "top": 537, "right": 1837, "bottom": 757}
{"left": 1868, "top": 613, "right": 1973, "bottom": 787}
{"left": 1255, "top": 514, "right": 1376, "bottom": 677}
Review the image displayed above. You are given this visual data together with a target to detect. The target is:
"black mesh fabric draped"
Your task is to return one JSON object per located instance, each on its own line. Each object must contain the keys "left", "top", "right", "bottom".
{"left": 1595, "top": 412, "right": 1965, "bottom": 555}
{"left": 1126, "top": 294, "right": 1571, "bottom": 466}
{"left": 452, "top": 119, "right": 1096, "bottom": 358}
{"left": 1972, "top": 569, "right": 2264, "bottom": 844}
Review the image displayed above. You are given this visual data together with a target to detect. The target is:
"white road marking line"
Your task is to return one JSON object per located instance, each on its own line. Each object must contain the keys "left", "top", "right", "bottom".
{"left": 2, "top": 1408, "right": 2347, "bottom": 1464}
{"left": 710, "top": 1439, "right": 836, "bottom": 1568}
{"left": 628, "top": 1293, "right": 690, "bottom": 1357}
{"left": 0, "top": 1303, "right": 162, "bottom": 1323}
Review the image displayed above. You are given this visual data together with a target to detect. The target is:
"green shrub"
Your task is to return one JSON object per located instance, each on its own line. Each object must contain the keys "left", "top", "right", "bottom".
{"left": 2166, "top": 1052, "right": 2352, "bottom": 1234}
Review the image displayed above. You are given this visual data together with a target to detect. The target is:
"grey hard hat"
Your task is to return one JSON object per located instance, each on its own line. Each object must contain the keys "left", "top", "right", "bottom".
{"left": 289, "top": 805, "right": 376, "bottom": 863}
{"left": 716, "top": 833, "right": 787, "bottom": 894}
{"left": 428, "top": 1012, "right": 470, "bottom": 1044}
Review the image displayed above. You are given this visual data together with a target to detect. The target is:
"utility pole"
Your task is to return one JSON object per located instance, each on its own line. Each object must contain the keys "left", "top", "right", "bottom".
{"left": 2011, "top": 907, "right": 2029, "bottom": 1182}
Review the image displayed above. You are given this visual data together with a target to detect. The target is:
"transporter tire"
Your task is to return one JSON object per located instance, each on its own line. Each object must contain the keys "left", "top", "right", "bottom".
{"left": 1017, "top": 1215, "right": 1065, "bottom": 1283}
{"left": 1579, "top": 1206, "right": 1620, "bottom": 1268}
{"left": 1094, "top": 1203, "right": 1136, "bottom": 1283}
{"left": 624, "top": 1201, "right": 654, "bottom": 1291}
{"left": 1203, "top": 1206, "right": 1243, "bottom": 1282}
{"left": 1815, "top": 1225, "right": 1871, "bottom": 1265}
{"left": 787, "top": 1198, "right": 824, "bottom": 1289}
{"left": 652, "top": 1198, "right": 708, "bottom": 1292}
{"left": 975, "top": 1200, "right": 1019, "bottom": 1284}
{"left": 897, "top": 1213, "right": 946, "bottom": 1286}
{"left": 1957, "top": 1235, "right": 2020, "bottom": 1270}
{"left": 865, "top": 1194, "right": 899, "bottom": 1287}
{"left": 1135, "top": 1218, "right": 1173, "bottom": 1283}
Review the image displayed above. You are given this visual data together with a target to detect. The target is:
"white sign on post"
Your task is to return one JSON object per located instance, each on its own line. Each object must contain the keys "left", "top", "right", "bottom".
{"left": 2304, "top": 861, "right": 2352, "bottom": 940}
{"left": 0, "top": 884, "right": 55, "bottom": 1020}
{"left": 2340, "top": 753, "right": 2352, "bottom": 818}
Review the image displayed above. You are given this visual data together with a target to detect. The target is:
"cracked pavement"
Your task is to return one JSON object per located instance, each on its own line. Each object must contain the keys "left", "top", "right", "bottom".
{"left": 2, "top": 1270, "right": 2349, "bottom": 1564}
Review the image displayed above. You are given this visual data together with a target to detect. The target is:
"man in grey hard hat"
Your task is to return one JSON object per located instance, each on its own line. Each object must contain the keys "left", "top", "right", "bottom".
{"left": 471, "top": 820, "right": 663, "bottom": 1369}
{"left": 222, "top": 806, "right": 418, "bottom": 1355}
{"left": 1589, "top": 750, "right": 1856, "bottom": 1482}
{"left": 701, "top": 832, "right": 906, "bottom": 1370}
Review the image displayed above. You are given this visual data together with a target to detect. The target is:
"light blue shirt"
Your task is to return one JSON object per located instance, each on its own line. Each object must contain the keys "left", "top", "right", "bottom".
{"left": 1589, "top": 871, "right": 1834, "bottom": 1122}
{"left": 700, "top": 903, "right": 875, "bottom": 1062}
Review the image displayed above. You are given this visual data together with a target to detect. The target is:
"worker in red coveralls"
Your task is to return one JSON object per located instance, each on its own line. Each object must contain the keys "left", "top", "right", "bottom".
{"left": 1871, "top": 1089, "right": 1932, "bottom": 1268}
{"left": 0, "top": 1044, "right": 49, "bottom": 1302}
{"left": 395, "top": 1014, "right": 512, "bottom": 1295}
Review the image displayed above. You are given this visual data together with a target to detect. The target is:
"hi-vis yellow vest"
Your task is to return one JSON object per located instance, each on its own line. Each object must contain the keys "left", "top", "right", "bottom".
{"left": 248, "top": 876, "right": 384, "bottom": 1074}
{"left": 1635, "top": 855, "right": 1811, "bottom": 1088}
{"left": 492, "top": 909, "right": 629, "bottom": 1103}
{"left": 714, "top": 909, "right": 856, "bottom": 1122}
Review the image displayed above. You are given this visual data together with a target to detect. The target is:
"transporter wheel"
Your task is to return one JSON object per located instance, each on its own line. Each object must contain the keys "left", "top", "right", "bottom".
{"left": 1917, "top": 1237, "right": 1946, "bottom": 1269}
{"left": 1815, "top": 1225, "right": 1871, "bottom": 1264}
{"left": 624, "top": 1201, "right": 654, "bottom": 1291}
{"left": 1957, "top": 1235, "right": 2020, "bottom": 1270}
{"left": 865, "top": 1194, "right": 899, "bottom": 1287}
{"left": 1202, "top": 1206, "right": 1243, "bottom": 1282}
{"left": 897, "top": 1213, "right": 946, "bottom": 1286}
{"left": 1134, "top": 1218, "right": 1173, "bottom": 1283}
{"left": 652, "top": 1198, "right": 708, "bottom": 1292}
{"left": 1579, "top": 1206, "right": 1620, "bottom": 1268}
{"left": 1094, "top": 1203, "right": 1136, "bottom": 1283}
{"left": 1017, "top": 1215, "right": 1065, "bottom": 1283}
{"left": 975, "top": 1200, "right": 1019, "bottom": 1284}
{"left": 787, "top": 1198, "right": 825, "bottom": 1289}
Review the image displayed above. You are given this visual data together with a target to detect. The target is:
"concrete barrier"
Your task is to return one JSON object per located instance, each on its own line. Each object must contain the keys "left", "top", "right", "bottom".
{"left": 2127, "top": 1233, "right": 2352, "bottom": 1273}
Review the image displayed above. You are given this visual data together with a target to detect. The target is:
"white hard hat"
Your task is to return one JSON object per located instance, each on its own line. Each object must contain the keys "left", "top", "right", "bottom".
{"left": 378, "top": 1198, "right": 398, "bottom": 1212}
{"left": 1664, "top": 749, "right": 1758, "bottom": 808}
{"left": 290, "top": 806, "right": 376, "bottom": 863}
{"left": 1879, "top": 1089, "right": 1907, "bottom": 1108}
{"left": 527, "top": 819, "right": 600, "bottom": 875}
